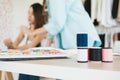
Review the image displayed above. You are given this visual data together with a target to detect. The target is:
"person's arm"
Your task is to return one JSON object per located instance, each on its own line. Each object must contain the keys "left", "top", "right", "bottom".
{"left": 21, "top": 26, "right": 47, "bottom": 37}
{"left": 14, "top": 33, "right": 47, "bottom": 50}
{"left": 44, "top": 0, "right": 67, "bottom": 36}
{"left": 12, "top": 31, "right": 25, "bottom": 48}
{"left": 4, "top": 28, "right": 25, "bottom": 49}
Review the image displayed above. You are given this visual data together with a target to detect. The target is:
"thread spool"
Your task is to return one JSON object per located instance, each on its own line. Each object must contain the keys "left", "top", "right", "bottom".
{"left": 102, "top": 48, "right": 113, "bottom": 62}
{"left": 90, "top": 47, "right": 102, "bottom": 61}
{"left": 88, "top": 48, "right": 90, "bottom": 60}
{"left": 77, "top": 33, "right": 88, "bottom": 47}
{"left": 77, "top": 48, "right": 88, "bottom": 63}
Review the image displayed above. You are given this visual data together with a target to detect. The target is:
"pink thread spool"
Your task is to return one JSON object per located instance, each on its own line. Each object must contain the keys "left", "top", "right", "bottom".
{"left": 102, "top": 48, "right": 113, "bottom": 62}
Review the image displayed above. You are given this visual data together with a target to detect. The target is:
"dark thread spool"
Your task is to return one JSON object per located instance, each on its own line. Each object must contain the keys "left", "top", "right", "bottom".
{"left": 90, "top": 48, "right": 102, "bottom": 61}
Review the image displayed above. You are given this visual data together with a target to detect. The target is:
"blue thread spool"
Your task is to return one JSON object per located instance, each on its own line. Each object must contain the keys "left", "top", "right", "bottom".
{"left": 77, "top": 33, "right": 88, "bottom": 47}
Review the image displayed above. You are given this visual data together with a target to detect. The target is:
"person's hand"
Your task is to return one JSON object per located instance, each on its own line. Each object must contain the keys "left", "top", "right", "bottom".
{"left": 20, "top": 26, "right": 32, "bottom": 35}
{"left": 4, "top": 38, "right": 13, "bottom": 49}
{"left": 22, "top": 49, "right": 30, "bottom": 54}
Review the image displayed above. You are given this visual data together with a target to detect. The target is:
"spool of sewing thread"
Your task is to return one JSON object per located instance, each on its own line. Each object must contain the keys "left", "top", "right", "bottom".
{"left": 77, "top": 33, "right": 88, "bottom": 47}
{"left": 102, "top": 48, "right": 113, "bottom": 62}
{"left": 90, "top": 47, "right": 102, "bottom": 61}
{"left": 77, "top": 48, "right": 88, "bottom": 63}
{"left": 88, "top": 48, "right": 90, "bottom": 60}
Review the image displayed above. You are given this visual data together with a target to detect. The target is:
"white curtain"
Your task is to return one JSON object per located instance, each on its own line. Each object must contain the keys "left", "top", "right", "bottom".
{"left": 91, "top": 0, "right": 117, "bottom": 27}
{"left": 101, "top": 0, "right": 117, "bottom": 27}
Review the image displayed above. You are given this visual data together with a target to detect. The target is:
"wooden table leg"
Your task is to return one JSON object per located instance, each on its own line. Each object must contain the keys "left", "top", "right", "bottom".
{"left": 4, "top": 72, "right": 13, "bottom": 80}
{"left": 0, "top": 71, "right": 2, "bottom": 80}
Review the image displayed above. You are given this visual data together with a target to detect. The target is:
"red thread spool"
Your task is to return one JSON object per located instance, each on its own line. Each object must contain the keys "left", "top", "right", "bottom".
{"left": 88, "top": 48, "right": 90, "bottom": 60}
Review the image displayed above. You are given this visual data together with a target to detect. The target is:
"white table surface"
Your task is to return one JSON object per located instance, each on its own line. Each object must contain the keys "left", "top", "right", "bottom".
{"left": 0, "top": 56, "right": 120, "bottom": 80}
